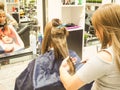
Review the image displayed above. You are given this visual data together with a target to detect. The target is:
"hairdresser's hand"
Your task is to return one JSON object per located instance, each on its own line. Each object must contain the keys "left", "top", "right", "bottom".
{"left": 4, "top": 44, "right": 14, "bottom": 53}
{"left": 70, "top": 57, "right": 77, "bottom": 64}
{"left": 60, "top": 56, "right": 70, "bottom": 71}
{"left": 60, "top": 56, "right": 78, "bottom": 73}
{"left": 81, "top": 56, "right": 89, "bottom": 63}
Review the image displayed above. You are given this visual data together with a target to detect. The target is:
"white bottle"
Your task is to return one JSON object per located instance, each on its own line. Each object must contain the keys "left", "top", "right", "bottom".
{"left": 29, "top": 30, "right": 37, "bottom": 55}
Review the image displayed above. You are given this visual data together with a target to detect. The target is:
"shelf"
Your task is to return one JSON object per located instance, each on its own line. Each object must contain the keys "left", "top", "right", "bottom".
{"left": 62, "top": 5, "right": 84, "bottom": 7}
{"left": 86, "top": 3, "right": 102, "bottom": 6}
{"left": 6, "top": 2, "right": 19, "bottom": 4}
{"left": 86, "top": 37, "right": 100, "bottom": 46}
{"left": 0, "top": 47, "right": 32, "bottom": 59}
{"left": 66, "top": 26, "right": 83, "bottom": 31}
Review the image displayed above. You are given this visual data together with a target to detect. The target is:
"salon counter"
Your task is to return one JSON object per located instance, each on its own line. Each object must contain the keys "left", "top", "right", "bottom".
{"left": 0, "top": 48, "right": 33, "bottom": 66}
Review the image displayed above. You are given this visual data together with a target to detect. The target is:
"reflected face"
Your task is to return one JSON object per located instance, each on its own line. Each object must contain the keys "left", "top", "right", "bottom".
{"left": 2, "top": 35, "right": 13, "bottom": 44}
{"left": 0, "top": 10, "right": 6, "bottom": 24}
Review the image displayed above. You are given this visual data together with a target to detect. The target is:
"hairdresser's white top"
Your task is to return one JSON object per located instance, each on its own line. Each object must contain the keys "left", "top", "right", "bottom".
{"left": 76, "top": 47, "right": 120, "bottom": 90}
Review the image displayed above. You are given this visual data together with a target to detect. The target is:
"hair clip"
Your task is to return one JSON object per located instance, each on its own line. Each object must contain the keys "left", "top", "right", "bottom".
{"left": 57, "top": 24, "right": 66, "bottom": 29}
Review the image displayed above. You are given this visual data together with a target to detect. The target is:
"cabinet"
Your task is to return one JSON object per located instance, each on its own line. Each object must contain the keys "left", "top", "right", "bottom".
{"left": 67, "top": 29, "right": 83, "bottom": 58}
{"left": 61, "top": 5, "right": 85, "bottom": 29}
{"left": 47, "top": 0, "right": 86, "bottom": 58}
{"left": 48, "top": 0, "right": 86, "bottom": 29}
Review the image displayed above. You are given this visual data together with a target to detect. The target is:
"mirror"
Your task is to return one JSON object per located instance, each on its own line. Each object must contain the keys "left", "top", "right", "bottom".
{"left": 19, "top": 0, "right": 37, "bottom": 23}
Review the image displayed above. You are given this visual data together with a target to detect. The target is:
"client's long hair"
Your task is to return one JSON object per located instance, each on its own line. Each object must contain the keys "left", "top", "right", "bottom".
{"left": 41, "top": 18, "right": 75, "bottom": 75}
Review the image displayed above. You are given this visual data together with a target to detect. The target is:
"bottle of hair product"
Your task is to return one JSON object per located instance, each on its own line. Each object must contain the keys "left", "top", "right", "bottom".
{"left": 37, "top": 32, "right": 42, "bottom": 53}
{"left": 38, "top": 32, "right": 42, "bottom": 44}
{"left": 29, "top": 30, "right": 37, "bottom": 55}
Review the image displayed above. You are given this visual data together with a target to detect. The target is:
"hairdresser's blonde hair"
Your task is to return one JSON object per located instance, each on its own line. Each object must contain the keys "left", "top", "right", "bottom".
{"left": 92, "top": 4, "right": 120, "bottom": 71}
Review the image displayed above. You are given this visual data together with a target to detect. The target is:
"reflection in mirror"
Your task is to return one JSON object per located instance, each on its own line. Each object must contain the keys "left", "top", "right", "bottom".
{"left": 19, "top": 0, "right": 37, "bottom": 24}
{"left": 84, "top": 0, "right": 101, "bottom": 46}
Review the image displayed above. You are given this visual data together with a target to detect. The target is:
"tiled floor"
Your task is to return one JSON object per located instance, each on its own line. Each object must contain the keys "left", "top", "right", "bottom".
{"left": 0, "top": 60, "right": 32, "bottom": 90}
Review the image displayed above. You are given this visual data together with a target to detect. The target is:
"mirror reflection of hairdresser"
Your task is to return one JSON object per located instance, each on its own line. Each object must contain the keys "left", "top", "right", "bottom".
{"left": 0, "top": 9, "right": 24, "bottom": 54}
{"left": 0, "top": 1, "right": 18, "bottom": 29}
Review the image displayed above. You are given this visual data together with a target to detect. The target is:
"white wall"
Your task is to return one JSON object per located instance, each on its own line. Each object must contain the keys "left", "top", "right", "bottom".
{"left": 36, "top": 0, "right": 43, "bottom": 34}
{"left": 47, "top": 0, "right": 62, "bottom": 21}
{"left": 115, "top": 0, "right": 120, "bottom": 4}
{"left": 102, "top": 0, "right": 112, "bottom": 4}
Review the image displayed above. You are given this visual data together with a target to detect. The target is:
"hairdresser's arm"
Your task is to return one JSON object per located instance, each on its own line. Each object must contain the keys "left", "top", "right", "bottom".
{"left": 59, "top": 57, "right": 85, "bottom": 90}
{"left": 60, "top": 51, "right": 112, "bottom": 90}
{"left": 6, "top": 13, "right": 18, "bottom": 27}
{"left": 0, "top": 41, "right": 14, "bottom": 53}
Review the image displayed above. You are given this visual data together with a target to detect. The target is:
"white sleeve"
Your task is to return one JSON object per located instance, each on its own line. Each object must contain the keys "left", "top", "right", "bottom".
{"left": 9, "top": 25, "right": 25, "bottom": 49}
{"left": 76, "top": 55, "right": 111, "bottom": 83}
{"left": 6, "top": 13, "right": 15, "bottom": 21}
